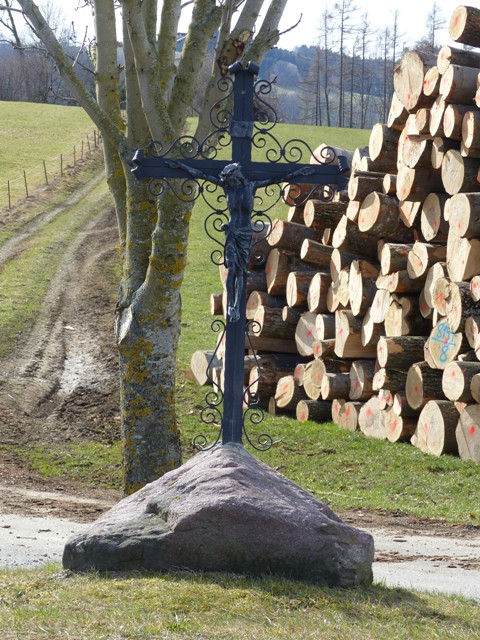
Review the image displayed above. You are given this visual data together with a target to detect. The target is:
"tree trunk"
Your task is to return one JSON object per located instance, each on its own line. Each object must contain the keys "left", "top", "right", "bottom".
{"left": 348, "top": 261, "right": 377, "bottom": 316}
{"left": 422, "top": 68, "right": 440, "bottom": 99}
{"left": 348, "top": 173, "right": 385, "bottom": 201}
{"left": 300, "top": 238, "right": 335, "bottom": 268}
{"left": 412, "top": 400, "right": 459, "bottom": 456}
{"left": 190, "top": 350, "right": 223, "bottom": 386}
{"left": 437, "top": 44, "right": 480, "bottom": 74}
{"left": 448, "top": 193, "right": 480, "bottom": 238}
{"left": 372, "top": 368, "right": 408, "bottom": 393}
{"left": 407, "top": 242, "right": 447, "bottom": 280}
{"left": 384, "top": 409, "right": 417, "bottom": 443}
{"left": 252, "top": 306, "right": 297, "bottom": 340}
{"left": 443, "top": 103, "right": 471, "bottom": 140}
{"left": 442, "top": 149, "right": 480, "bottom": 195}
{"left": 349, "top": 359, "right": 377, "bottom": 400}
{"left": 295, "top": 311, "right": 319, "bottom": 356}
{"left": 444, "top": 280, "right": 478, "bottom": 333}
{"left": 446, "top": 235, "right": 480, "bottom": 282}
{"left": 358, "top": 396, "right": 387, "bottom": 439}
{"left": 246, "top": 291, "right": 286, "bottom": 319}
{"left": 431, "top": 136, "right": 460, "bottom": 170}
{"left": 456, "top": 404, "right": 480, "bottom": 461}
{"left": 368, "top": 123, "right": 400, "bottom": 165}
{"left": 286, "top": 272, "right": 315, "bottom": 308}
{"left": 393, "top": 50, "right": 437, "bottom": 111}
{"left": 341, "top": 401, "right": 363, "bottom": 432}
{"left": 266, "top": 248, "right": 317, "bottom": 295}
{"left": 303, "top": 199, "right": 347, "bottom": 230}
{"left": 442, "top": 361, "right": 480, "bottom": 403}
{"left": 320, "top": 372, "right": 351, "bottom": 400}
{"left": 379, "top": 242, "right": 413, "bottom": 275}
{"left": 335, "top": 309, "right": 377, "bottom": 358}
{"left": 406, "top": 361, "right": 444, "bottom": 410}
{"left": 426, "top": 320, "right": 467, "bottom": 369}
{"left": 377, "top": 336, "right": 426, "bottom": 369}
{"left": 296, "top": 399, "right": 332, "bottom": 423}
{"left": 420, "top": 193, "right": 449, "bottom": 242}
{"left": 440, "top": 64, "right": 477, "bottom": 104}
{"left": 397, "top": 165, "right": 443, "bottom": 201}
{"left": 307, "top": 272, "right": 332, "bottom": 313}
{"left": 312, "top": 338, "right": 336, "bottom": 359}
{"left": 267, "top": 219, "right": 322, "bottom": 252}
{"left": 274, "top": 375, "right": 308, "bottom": 409}
{"left": 387, "top": 92, "right": 409, "bottom": 130}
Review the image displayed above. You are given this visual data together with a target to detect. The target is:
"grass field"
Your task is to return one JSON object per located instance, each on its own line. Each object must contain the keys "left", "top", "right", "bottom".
{"left": 0, "top": 101, "right": 99, "bottom": 207}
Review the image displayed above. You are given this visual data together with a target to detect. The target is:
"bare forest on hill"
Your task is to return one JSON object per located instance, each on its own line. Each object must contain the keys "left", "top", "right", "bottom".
{"left": 0, "top": 1, "right": 446, "bottom": 129}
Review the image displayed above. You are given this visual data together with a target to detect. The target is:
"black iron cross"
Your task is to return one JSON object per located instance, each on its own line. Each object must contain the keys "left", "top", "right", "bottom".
{"left": 132, "top": 61, "right": 348, "bottom": 448}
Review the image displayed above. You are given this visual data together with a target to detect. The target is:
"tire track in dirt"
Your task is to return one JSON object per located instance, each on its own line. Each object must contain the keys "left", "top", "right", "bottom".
{"left": 0, "top": 174, "right": 121, "bottom": 449}
{"left": 0, "top": 171, "right": 105, "bottom": 269}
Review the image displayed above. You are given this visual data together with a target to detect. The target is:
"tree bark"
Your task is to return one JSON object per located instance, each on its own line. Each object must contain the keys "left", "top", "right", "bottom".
{"left": 296, "top": 399, "right": 332, "bottom": 424}
{"left": 384, "top": 409, "right": 417, "bottom": 443}
{"left": 274, "top": 375, "right": 308, "bottom": 409}
{"left": 266, "top": 248, "right": 317, "bottom": 295}
{"left": 437, "top": 44, "right": 480, "bottom": 74}
{"left": 397, "top": 165, "right": 444, "bottom": 201}
{"left": 407, "top": 241, "right": 447, "bottom": 280}
{"left": 303, "top": 199, "right": 347, "bottom": 230}
{"left": 440, "top": 65, "right": 478, "bottom": 104}
{"left": 267, "top": 219, "right": 323, "bottom": 252}
{"left": 335, "top": 309, "right": 377, "bottom": 358}
{"left": 252, "top": 305, "right": 297, "bottom": 340}
{"left": 379, "top": 243, "right": 413, "bottom": 275}
{"left": 449, "top": 5, "right": 480, "bottom": 46}
{"left": 406, "top": 361, "right": 444, "bottom": 410}
{"left": 300, "top": 239, "right": 335, "bottom": 268}
{"left": 377, "top": 336, "right": 426, "bottom": 370}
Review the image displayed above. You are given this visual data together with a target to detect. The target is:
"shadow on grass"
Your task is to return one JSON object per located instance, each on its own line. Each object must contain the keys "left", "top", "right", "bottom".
{"left": 93, "top": 568, "right": 457, "bottom": 622}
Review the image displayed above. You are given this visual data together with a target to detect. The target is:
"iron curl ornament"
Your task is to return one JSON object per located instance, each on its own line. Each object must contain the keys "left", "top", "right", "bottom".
{"left": 131, "top": 61, "right": 349, "bottom": 452}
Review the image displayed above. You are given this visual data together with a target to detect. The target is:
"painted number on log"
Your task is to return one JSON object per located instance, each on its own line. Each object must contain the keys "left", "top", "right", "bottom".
{"left": 431, "top": 321, "right": 458, "bottom": 363}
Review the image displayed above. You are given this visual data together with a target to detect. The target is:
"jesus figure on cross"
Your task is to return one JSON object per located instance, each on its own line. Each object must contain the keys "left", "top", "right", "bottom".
{"left": 165, "top": 159, "right": 315, "bottom": 322}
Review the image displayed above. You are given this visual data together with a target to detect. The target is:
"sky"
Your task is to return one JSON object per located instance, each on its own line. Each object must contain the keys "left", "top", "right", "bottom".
{"left": 44, "top": 1, "right": 480, "bottom": 52}
{"left": 276, "top": 0, "right": 480, "bottom": 50}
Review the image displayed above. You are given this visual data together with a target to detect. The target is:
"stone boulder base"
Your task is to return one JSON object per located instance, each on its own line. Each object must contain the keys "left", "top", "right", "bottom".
{"left": 63, "top": 444, "right": 374, "bottom": 586}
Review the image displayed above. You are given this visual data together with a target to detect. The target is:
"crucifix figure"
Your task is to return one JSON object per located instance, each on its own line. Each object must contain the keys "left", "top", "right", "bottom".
{"left": 165, "top": 159, "right": 315, "bottom": 322}
{"left": 132, "top": 61, "right": 348, "bottom": 447}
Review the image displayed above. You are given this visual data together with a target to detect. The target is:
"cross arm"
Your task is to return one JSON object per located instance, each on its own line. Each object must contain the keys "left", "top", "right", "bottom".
{"left": 132, "top": 148, "right": 349, "bottom": 191}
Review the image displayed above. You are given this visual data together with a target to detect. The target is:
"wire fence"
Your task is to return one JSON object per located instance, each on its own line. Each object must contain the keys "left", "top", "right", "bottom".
{"left": 0, "top": 129, "right": 103, "bottom": 210}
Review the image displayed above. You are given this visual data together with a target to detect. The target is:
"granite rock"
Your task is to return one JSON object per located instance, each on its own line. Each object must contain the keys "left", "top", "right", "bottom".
{"left": 63, "top": 443, "right": 374, "bottom": 586}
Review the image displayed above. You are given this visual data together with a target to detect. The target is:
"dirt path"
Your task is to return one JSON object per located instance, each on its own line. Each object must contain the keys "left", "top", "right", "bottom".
{"left": 0, "top": 170, "right": 122, "bottom": 518}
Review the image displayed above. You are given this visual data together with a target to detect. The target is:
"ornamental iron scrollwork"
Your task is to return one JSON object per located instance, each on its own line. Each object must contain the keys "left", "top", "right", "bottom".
{"left": 131, "top": 62, "right": 348, "bottom": 452}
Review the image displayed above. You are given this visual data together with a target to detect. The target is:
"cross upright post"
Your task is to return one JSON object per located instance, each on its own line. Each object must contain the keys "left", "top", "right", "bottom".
{"left": 132, "top": 61, "right": 348, "bottom": 448}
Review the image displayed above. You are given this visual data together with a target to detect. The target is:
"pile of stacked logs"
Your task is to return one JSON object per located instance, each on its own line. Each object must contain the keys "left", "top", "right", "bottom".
{"left": 191, "top": 4, "right": 480, "bottom": 463}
